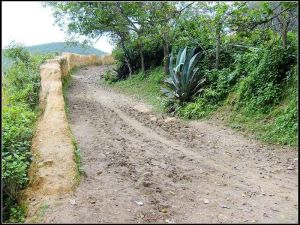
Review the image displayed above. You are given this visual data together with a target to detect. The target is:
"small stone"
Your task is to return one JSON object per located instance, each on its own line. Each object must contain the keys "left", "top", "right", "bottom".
{"left": 270, "top": 207, "right": 280, "bottom": 212}
{"left": 90, "top": 200, "right": 96, "bottom": 204}
{"left": 165, "top": 219, "right": 175, "bottom": 223}
{"left": 220, "top": 204, "right": 230, "bottom": 209}
{"left": 137, "top": 212, "right": 144, "bottom": 218}
{"left": 97, "top": 171, "right": 102, "bottom": 175}
{"left": 161, "top": 208, "right": 168, "bottom": 213}
{"left": 142, "top": 181, "right": 152, "bottom": 187}
{"left": 69, "top": 199, "right": 76, "bottom": 205}
{"left": 203, "top": 199, "right": 210, "bottom": 204}
{"left": 134, "top": 200, "right": 144, "bottom": 206}
{"left": 155, "top": 187, "right": 162, "bottom": 193}
{"left": 287, "top": 166, "right": 294, "bottom": 170}
{"left": 43, "top": 160, "right": 54, "bottom": 166}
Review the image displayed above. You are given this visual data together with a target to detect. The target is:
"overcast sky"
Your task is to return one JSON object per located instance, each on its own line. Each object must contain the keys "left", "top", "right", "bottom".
{"left": 1, "top": 1, "right": 113, "bottom": 53}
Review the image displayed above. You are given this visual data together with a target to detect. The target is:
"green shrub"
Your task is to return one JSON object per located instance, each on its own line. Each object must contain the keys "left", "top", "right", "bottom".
{"left": 4, "top": 42, "right": 32, "bottom": 66}
{"left": 103, "top": 69, "right": 118, "bottom": 84}
{"left": 178, "top": 98, "right": 216, "bottom": 119}
{"left": 2, "top": 44, "right": 54, "bottom": 222}
{"left": 161, "top": 47, "right": 205, "bottom": 103}
{"left": 234, "top": 45, "right": 296, "bottom": 112}
{"left": 173, "top": 44, "right": 297, "bottom": 146}
{"left": 202, "top": 68, "right": 235, "bottom": 104}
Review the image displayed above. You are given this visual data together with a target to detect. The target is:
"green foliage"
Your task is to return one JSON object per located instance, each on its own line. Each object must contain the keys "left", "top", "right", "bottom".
{"left": 178, "top": 98, "right": 216, "bottom": 119}
{"left": 233, "top": 45, "right": 296, "bottom": 112}
{"left": 112, "top": 38, "right": 164, "bottom": 80}
{"left": 173, "top": 44, "right": 297, "bottom": 146}
{"left": 45, "top": 2, "right": 298, "bottom": 148}
{"left": 203, "top": 68, "right": 235, "bottom": 104}
{"left": 103, "top": 69, "right": 118, "bottom": 84}
{"left": 264, "top": 97, "right": 297, "bottom": 145}
{"left": 107, "top": 67, "right": 166, "bottom": 112}
{"left": 162, "top": 47, "right": 205, "bottom": 102}
{"left": 4, "top": 42, "right": 32, "bottom": 65}
{"left": 6, "top": 205, "right": 26, "bottom": 223}
{"left": 2, "top": 44, "right": 53, "bottom": 222}
{"left": 61, "top": 69, "right": 83, "bottom": 183}
{"left": 172, "top": 15, "right": 213, "bottom": 52}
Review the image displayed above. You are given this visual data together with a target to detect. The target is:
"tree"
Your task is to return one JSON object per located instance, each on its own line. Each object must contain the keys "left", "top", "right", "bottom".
{"left": 229, "top": 2, "right": 298, "bottom": 49}
{"left": 188, "top": 2, "right": 235, "bottom": 70}
{"left": 143, "top": 2, "right": 195, "bottom": 75}
{"left": 44, "top": 2, "right": 143, "bottom": 75}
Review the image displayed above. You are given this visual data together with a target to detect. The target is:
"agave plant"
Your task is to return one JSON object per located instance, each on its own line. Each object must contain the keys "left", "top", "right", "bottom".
{"left": 161, "top": 47, "right": 205, "bottom": 102}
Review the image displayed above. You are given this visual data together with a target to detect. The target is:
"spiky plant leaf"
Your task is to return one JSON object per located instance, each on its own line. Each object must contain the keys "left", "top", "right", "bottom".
{"left": 176, "top": 48, "right": 184, "bottom": 66}
{"left": 162, "top": 46, "right": 205, "bottom": 103}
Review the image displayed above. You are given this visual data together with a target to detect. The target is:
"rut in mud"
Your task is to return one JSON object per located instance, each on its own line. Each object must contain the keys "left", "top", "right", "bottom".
{"left": 41, "top": 65, "right": 298, "bottom": 223}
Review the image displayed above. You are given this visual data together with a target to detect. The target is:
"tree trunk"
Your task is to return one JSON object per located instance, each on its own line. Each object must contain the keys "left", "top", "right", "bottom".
{"left": 140, "top": 47, "right": 145, "bottom": 74}
{"left": 215, "top": 25, "right": 221, "bottom": 70}
{"left": 119, "top": 36, "right": 133, "bottom": 78}
{"left": 282, "top": 22, "right": 288, "bottom": 49}
{"left": 163, "top": 33, "right": 170, "bottom": 76}
{"left": 124, "top": 57, "right": 132, "bottom": 78}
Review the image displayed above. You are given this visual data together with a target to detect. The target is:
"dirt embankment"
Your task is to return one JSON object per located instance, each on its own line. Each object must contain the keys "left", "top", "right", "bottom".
{"left": 38, "top": 66, "right": 298, "bottom": 223}
{"left": 23, "top": 54, "right": 114, "bottom": 223}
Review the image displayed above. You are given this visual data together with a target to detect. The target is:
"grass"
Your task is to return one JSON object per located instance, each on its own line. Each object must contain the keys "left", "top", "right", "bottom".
{"left": 104, "top": 66, "right": 297, "bottom": 148}
{"left": 28, "top": 203, "right": 50, "bottom": 223}
{"left": 106, "top": 66, "right": 167, "bottom": 112}
{"left": 2, "top": 48, "right": 55, "bottom": 223}
{"left": 62, "top": 67, "right": 83, "bottom": 185}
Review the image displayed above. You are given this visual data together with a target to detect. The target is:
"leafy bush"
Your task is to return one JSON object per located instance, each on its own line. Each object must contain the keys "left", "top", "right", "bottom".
{"left": 103, "top": 69, "right": 118, "bottom": 84}
{"left": 161, "top": 47, "right": 205, "bottom": 102}
{"left": 178, "top": 98, "right": 216, "bottom": 119}
{"left": 202, "top": 68, "right": 237, "bottom": 104}
{"left": 234, "top": 45, "right": 296, "bottom": 112}
{"left": 4, "top": 42, "right": 32, "bottom": 65}
{"left": 112, "top": 38, "right": 164, "bottom": 80}
{"left": 174, "top": 44, "right": 297, "bottom": 146}
{"left": 2, "top": 44, "right": 53, "bottom": 222}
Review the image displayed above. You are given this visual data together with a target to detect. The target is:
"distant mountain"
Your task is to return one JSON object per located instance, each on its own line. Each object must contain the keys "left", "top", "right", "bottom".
{"left": 2, "top": 42, "right": 107, "bottom": 72}
{"left": 26, "top": 42, "right": 107, "bottom": 56}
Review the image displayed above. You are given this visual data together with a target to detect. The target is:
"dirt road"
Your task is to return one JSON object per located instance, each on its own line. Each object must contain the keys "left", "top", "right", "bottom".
{"left": 42, "top": 65, "right": 298, "bottom": 223}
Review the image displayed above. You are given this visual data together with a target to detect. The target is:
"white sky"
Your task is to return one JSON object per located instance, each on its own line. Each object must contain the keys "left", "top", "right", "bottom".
{"left": 1, "top": 1, "right": 113, "bottom": 53}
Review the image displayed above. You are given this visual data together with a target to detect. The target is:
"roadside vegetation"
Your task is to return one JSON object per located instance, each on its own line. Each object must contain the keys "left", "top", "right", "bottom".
{"left": 2, "top": 43, "right": 54, "bottom": 222}
{"left": 62, "top": 66, "right": 84, "bottom": 184}
{"left": 47, "top": 1, "right": 297, "bottom": 147}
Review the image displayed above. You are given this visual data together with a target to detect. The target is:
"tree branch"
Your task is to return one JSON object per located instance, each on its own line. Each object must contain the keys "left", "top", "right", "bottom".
{"left": 115, "top": 3, "right": 139, "bottom": 32}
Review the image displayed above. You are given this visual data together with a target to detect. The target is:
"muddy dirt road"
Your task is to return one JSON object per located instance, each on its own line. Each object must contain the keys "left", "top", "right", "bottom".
{"left": 42, "top": 65, "right": 298, "bottom": 223}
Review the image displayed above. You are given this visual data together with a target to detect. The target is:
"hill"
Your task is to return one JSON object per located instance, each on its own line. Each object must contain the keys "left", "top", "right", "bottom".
{"left": 2, "top": 42, "right": 107, "bottom": 72}
{"left": 26, "top": 42, "right": 107, "bottom": 56}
